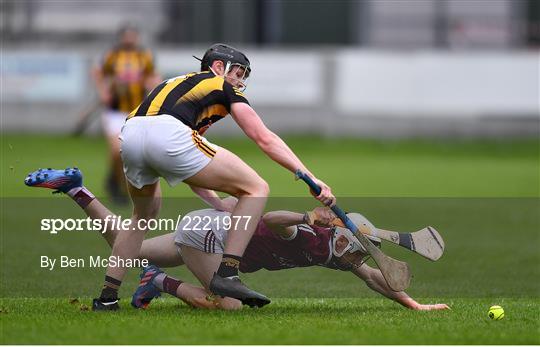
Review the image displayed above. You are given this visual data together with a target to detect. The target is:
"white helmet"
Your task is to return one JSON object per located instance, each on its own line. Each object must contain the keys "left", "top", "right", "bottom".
{"left": 332, "top": 213, "right": 381, "bottom": 258}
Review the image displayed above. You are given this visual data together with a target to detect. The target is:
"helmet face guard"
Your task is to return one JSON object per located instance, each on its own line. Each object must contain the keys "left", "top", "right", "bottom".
{"left": 332, "top": 226, "right": 364, "bottom": 258}
{"left": 331, "top": 212, "right": 382, "bottom": 269}
{"left": 223, "top": 61, "right": 250, "bottom": 91}
{"left": 331, "top": 227, "right": 381, "bottom": 271}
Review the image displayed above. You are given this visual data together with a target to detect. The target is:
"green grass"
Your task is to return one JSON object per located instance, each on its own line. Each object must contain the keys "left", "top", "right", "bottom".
{"left": 1, "top": 298, "right": 538, "bottom": 344}
{"left": 1, "top": 134, "right": 539, "bottom": 344}
{"left": 2, "top": 134, "right": 538, "bottom": 197}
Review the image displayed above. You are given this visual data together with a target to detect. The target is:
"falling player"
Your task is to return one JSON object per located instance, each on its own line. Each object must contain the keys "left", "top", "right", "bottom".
{"left": 25, "top": 168, "right": 447, "bottom": 312}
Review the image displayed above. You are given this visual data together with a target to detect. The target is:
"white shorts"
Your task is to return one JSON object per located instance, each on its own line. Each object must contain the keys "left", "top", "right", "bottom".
{"left": 102, "top": 109, "right": 127, "bottom": 137}
{"left": 174, "top": 209, "right": 230, "bottom": 254}
{"left": 119, "top": 115, "right": 217, "bottom": 189}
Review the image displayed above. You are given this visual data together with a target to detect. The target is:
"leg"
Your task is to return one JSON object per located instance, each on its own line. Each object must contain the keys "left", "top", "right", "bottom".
{"left": 68, "top": 186, "right": 179, "bottom": 266}
{"left": 184, "top": 147, "right": 269, "bottom": 259}
{"left": 98, "top": 180, "right": 161, "bottom": 304}
{"left": 24, "top": 167, "right": 118, "bottom": 247}
{"left": 68, "top": 185, "right": 212, "bottom": 308}
{"left": 133, "top": 262, "right": 240, "bottom": 310}
{"left": 132, "top": 240, "right": 238, "bottom": 310}
{"left": 93, "top": 115, "right": 170, "bottom": 309}
{"left": 83, "top": 199, "right": 118, "bottom": 247}
{"left": 107, "top": 133, "right": 128, "bottom": 196}
{"left": 184, "top": 147, "right": 270, "bottom": 306}
{"left": 179, "top": 245, "right": 242, "bottom": 310}
{"left": 102, "top": 110, "right": 128, "bottom": 203}
{"left": 139, "top": 233, "right": 184, "bottom": 267}
{"left": 23, "top": 167, "right": 241, "bottom": 310}
{"left": 179, "top": 245, "right": 222, "bottom": 289}
{"left": 86, "top": 201, "right": 182, "bottom": 267}
{"left": 109, "top": 180, "right": 161, "bottom": 276}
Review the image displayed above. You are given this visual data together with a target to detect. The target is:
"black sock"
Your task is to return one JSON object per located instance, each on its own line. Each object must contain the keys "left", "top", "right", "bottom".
{"left": 217, "top": 254, "right": 242, "bottom": 278}
{"left": 100, "top": 275, "right": 121, "bottom": 300}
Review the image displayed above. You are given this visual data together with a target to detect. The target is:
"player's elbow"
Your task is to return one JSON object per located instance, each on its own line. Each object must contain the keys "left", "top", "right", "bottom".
{"left": 261, "top": 211, "right": 279, "bottom": 225}
{"left": 261, "top": 212, "right": 272, "bottom": 224}
{"left": 253, "top": 131, "right": 277, "bottom": 152}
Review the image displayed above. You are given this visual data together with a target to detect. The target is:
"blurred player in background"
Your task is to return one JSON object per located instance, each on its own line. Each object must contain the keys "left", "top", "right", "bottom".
{"left": 92, "top": 24, "right": 160, "bottom": 203}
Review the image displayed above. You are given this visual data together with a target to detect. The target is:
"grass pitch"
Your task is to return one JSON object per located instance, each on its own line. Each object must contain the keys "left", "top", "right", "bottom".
{"left": 1, "top": 134, "right": 539, "bottom": 344}
{"left": 1, "top": 298, "right": 538, "bottom": 344}
{"left": 2, "top": 135, "right": 538, "bottom": 198}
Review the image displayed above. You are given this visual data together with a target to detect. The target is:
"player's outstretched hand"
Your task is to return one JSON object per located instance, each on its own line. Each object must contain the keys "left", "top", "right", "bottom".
{"left": 401, "top": 298, "right": 450, "bottom": 310}
{"left": 310, "top": 177, "right": 335, "bottom": 206}
{"left": 413, "top": 303, "right": 450, "bottom": 311}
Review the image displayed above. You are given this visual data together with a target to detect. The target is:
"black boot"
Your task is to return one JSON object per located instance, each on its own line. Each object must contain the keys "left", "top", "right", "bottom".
{"left": 209, "top": 273, "right": 270, "bottom": 308}
{"left": 92, "top": 298, "right": 120, "bottom": 311}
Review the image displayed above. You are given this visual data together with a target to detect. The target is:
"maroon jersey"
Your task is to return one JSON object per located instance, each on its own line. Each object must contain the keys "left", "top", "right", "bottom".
{"left": 240, "top": 221, "right": 344, "bottom": 273}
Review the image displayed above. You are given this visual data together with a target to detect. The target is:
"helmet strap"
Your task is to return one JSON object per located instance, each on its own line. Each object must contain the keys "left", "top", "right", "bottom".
{"left": 224, "top": 61, "right": 232, "bottom": 76}
{"left": 208, "top": 61, "right": 230, "bottom": 77}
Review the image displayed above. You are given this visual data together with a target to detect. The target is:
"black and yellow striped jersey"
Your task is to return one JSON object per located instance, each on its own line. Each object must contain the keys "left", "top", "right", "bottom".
{"left": 128, "top": 71, "right": 249, "bottom": 135}
{"left": 101, "top": 46, "right": 155, "bottom": 113}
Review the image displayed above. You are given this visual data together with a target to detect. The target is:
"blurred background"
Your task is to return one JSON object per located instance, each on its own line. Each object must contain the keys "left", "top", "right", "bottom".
{"left": 1, "top": 2, "right": 539, "bottom": 331}
{"left": 2, "top": 0, "right": 539, "bottom": 138}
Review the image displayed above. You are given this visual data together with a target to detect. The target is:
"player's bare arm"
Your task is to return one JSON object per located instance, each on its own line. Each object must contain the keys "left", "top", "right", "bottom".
{"left": 230, "top": 102, "right": 335, "bottom": 206}
{"left": 345, "top": 255, "right": 450, "bottom": 311}
{"left": 262, "top": 206, "right": 448, "bottom": 311}
{"left": 262, "top": 207, "right": 334, "bottom": 238}
{"left": 261, "top": 210, "right": 304, "bottom": 239}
